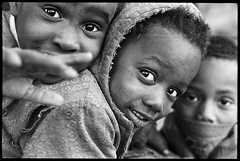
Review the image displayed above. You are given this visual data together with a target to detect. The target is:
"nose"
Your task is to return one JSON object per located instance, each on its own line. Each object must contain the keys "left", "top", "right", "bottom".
{"left": 53, "top": 25, "right": 81, "bottom": 52}
{"left": 142, "top": 90, "right": 173, "bottom": 116}
{"left": 196, "top": 99, "right": 216, "bottom": 123}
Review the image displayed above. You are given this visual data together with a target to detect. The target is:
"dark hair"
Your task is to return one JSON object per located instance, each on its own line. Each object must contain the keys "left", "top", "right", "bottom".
{"left": 124, "top": 7, "right": 210, "bottom": 58}
{"left": 206, "top": 35, "right": 237, "bottom": 60}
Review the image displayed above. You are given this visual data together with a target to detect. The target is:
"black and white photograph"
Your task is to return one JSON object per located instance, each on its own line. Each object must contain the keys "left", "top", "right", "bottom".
{"left": 2, "top": 2, "right": 238, "bottom": 159}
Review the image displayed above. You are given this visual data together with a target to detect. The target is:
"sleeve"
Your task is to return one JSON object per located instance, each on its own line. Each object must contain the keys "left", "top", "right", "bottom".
{"left": 161, "top": 114, "right": 194, "bottom": 158}
{"left": 209, "top": 124, "right": 237, "bottom": 159}
{"left": 20, "top": 100, "right": 118, "bottom": 158}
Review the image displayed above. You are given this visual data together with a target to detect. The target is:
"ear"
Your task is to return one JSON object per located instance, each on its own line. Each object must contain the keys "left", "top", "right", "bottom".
{"left": 9, "top": 2, "right": 22, "bottom": 16}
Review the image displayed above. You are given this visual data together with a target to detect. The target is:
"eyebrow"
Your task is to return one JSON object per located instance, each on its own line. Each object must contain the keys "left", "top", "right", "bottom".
{"left": 216, "top": 90, "right": 235, "bottom": 95}
{"left": 145, "top": 56, "right": 173, "bottom": 70}
{"left": 84, "top": 6, "right": 111, "bottom": 24}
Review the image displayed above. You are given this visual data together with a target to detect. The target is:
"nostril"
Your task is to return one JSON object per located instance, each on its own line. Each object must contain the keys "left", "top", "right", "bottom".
{"left": 196, "top": 114, "right": 214, "bottom": 123}
{"left": 54, "top": 37, "right": 80, "bottom": 52}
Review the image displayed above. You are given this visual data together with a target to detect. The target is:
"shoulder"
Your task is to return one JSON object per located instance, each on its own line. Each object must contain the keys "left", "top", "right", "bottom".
{"left": 41, "top": 69, "right": 119, "bottom": 136}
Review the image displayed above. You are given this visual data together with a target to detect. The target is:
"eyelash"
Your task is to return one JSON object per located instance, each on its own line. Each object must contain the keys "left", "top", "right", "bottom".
{"left": 43, "top": 6, "right": 62, "bottom": 19}
{"left": 185, "top": 92, "right": 199, "bottom": 103}
{"left": 167, "top": 87, "right": 182, "bottom": 101}
{"left": 82, "top": 22, "right": 101, "bottom": 33}
{"left": 139, "top": 68, "right": 157, "bottom": 85}
{"left": 218, "top": 97, "right": 234, "bottom": 108}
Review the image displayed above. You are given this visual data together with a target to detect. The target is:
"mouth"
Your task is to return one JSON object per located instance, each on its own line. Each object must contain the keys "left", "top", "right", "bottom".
{"left": 128, "top": 107, "right": 154, "bottom": 128}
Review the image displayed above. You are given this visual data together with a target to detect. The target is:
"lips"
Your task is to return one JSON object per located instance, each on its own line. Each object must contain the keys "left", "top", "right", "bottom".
{"left": 128, "top": 108, "right": 155, "bottom": 128}
{"left": 131, "top": 109, "right": 153, "bottom": 122}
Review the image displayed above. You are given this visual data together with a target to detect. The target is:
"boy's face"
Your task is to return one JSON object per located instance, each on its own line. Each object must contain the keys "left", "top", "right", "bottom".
{"left": 110, "top": 26, "right": 202, "bottom": 128}
{"left": 174, "top": 58, "right": 237, "bottom": 125}
{"left": 15, "top": 2, "right": 117, "bottom": 61}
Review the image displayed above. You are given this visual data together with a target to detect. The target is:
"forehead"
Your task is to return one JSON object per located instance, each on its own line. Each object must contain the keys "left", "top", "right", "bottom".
{"left": 72, "top": 3, "right": 118, "bottom": 14}
{"left": 139, "top": 26, "right": 201, "bottom": 83}
{"left": 193, "top": 58, "right": 237, "bottom": 91}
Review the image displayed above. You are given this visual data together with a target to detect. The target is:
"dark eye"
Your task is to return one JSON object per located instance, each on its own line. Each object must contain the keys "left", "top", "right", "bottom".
{"left": 219, "top": 97, "right": 233, "bottom": 107}
{"left": 43, "top": 7, "right": 61, "bottom": 19}
{"left": 167, "top": 88, "right": 181, "bottom": 100}
{"left": 186, "top": 94, "right": 198, "bottom": 103}
{"left": 82, "top": 23, "right": 101, "bottom": 32}
{"left": 139, "top": 68, "right": 156, "bottom": 85}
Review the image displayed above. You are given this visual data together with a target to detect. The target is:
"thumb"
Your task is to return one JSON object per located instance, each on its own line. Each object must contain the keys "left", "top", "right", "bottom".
{"left": 3, "top": 77, "right": 64, "bottom": 106}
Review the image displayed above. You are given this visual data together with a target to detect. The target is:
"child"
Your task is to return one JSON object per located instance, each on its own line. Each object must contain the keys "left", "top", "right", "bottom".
{"left": 2, "top": 2, "right": 121, "bottom": 157}
{"left": 3, "top": 3, "right": 209, "bottom": 158}
{"left": 2, "top": 2, "right": 120, "bottom": 105}
{"left": 154, "top": 35, "right": 237, "bottom": 159}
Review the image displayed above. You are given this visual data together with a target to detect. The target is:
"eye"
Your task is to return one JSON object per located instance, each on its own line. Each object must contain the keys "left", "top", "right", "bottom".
{"left": 167, "top": 88, "right": 181, "bottom": 100}
{"left": 185, "top": 94, "right": 198, "bottom": 103}
{"left": 218, "top": 97, "right": 234, "bottom": 107}
{"left": 43, "top": 7, "right": 61, "bottom": 19}
{"left": 139, "top": 68, "right": 156, "bottom": 85}
{"left": 82, "top": 23, "right": 101, "bottom": 32}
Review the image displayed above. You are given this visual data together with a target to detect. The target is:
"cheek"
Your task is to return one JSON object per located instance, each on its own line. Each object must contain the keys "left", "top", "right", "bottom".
{"left": 18, "top": 20, "right": 53, "bottom": 48}
{"left": 83, "top": 39, "right": 102, "bottom": 60}
{"left": 110, "top": 69, "right": 141, "bottom": 108}
{"left": 175, "top": 102, "right": 196, "bottom": 119}
{"left": 217, "top": 109, "right": 237, "bottom": 124}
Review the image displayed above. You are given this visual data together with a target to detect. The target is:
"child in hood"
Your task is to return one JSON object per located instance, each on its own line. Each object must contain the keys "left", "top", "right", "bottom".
{"left": 2, "top": 3, "right": 209, "bottom": 158}
{"left": 146, "top": 35, "right": 237, "bottom": 159}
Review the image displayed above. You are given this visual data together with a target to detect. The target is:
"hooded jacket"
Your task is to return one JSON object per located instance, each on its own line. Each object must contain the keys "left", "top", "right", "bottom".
{"left": 2, "top": 3, "right": 203, "bottom": 158}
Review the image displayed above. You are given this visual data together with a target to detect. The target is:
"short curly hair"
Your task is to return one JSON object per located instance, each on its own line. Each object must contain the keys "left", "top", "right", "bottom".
{"left": 124, "top": 6, "right": 210, "bottom": 58}
{"left": 206, "top": 35, "right": 237, "bottom": 60}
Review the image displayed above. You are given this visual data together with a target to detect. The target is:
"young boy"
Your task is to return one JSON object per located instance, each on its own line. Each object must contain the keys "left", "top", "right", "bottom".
{"left": 149, "top": 35, "right": 237, "bottom": 159}
{"left": 2, "top": 2, "right": 121, "bottom": 157}
{"left": 2, "top": 2, "right": 120, "bottom": 105}
{"left": 3, "top": 3, "right": 209, "bottom": 158}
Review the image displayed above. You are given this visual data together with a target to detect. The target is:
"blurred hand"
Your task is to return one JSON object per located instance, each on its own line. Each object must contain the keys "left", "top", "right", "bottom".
{"left": 2, "top": 47, "right": 94, "bottom": 106}
{"left": 3, "top": 47, "right": 93, "bottom": 79}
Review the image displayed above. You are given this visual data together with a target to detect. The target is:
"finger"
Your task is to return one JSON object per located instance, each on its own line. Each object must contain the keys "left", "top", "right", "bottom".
{"left": 60, "top": 52, "right": 93, "bottom": 65}
{"left": 59, "top": 52, "right": 94, "bottom": 72}
{"left": 3, "top": 78, "right": 64, "bottom": 106}
{"left": 18, "top": 50, "right": 79, "bottom": 79}
{"left": 2, "top": 47, "right": 22, "bottom": 68}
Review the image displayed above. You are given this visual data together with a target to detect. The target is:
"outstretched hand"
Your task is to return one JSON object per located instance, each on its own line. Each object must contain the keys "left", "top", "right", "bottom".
{"left": 3, "top": 47, "right": 94, "bottom": 106}
{"left": 3, "top": 47, "right": 93, "bottom": 79}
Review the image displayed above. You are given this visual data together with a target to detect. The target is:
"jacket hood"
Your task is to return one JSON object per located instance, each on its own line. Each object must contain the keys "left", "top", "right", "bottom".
{"left": 91, "top": 3, "right": 204, "bottom": 118}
